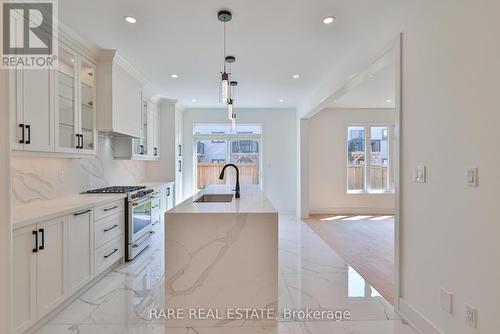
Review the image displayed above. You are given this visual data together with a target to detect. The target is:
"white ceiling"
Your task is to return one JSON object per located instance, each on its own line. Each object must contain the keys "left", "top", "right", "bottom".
{"left": 329, "top": 62, "right": 396, "bottom": 109}
{"left": 59, "top": 0, "right": 400, "bottom": 109}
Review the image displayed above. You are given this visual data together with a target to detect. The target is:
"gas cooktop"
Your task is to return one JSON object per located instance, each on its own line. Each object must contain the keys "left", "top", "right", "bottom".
{"left": 84, "top": 186, "right": 146, "bottom": 194}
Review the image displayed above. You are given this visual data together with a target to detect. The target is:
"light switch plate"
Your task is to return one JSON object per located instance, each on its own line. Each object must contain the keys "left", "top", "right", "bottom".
{"left": 440, "top": 287, "right": 452, "bottom": 313}
{"left": 465, "top": 304, "right": 477, "bottom": 328}
{"left": 466, "top": 167, "right": 478, "bottom": 187}
{"left": 413, "top": 166, "right": 426, "bottom": 183}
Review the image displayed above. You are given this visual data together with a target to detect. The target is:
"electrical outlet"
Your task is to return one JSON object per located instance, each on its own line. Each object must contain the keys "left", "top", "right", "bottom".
{"left": 465, "top": 304, "right": 477, "bottom": 328}
{"left": 466, "top": 167, "right": 478, "bottom": 187}
{"left": 440, "top": 288, "right": 452, "bottom": 314}
{"left": 58, "top": 171, "right": 65, "bottom": 184}
{"left": 413, "top": 166, "right": 426, "bottom": 183}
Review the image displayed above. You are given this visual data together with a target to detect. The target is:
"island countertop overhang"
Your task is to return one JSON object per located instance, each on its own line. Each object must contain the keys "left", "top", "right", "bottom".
{"left": 167, "top": 184, "right": 277, "bottom": 214}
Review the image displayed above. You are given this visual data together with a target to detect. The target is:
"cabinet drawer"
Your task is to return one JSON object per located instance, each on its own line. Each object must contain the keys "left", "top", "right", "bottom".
{"left": 95, "top": 237, "right": 123, "bottom": 276}
{"left": 94, "top": 213, "right": 124, "bottom": 249}
{"left": 94, "top": 200, "right": 124, "bottom": 221}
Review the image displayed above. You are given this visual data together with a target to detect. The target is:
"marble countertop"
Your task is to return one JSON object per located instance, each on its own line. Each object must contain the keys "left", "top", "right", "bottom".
{"left": 12, "top": 194, "right": 127, "bottom": 230}
{"left": 167, "top": 184, "right": 276, "bottom": 214}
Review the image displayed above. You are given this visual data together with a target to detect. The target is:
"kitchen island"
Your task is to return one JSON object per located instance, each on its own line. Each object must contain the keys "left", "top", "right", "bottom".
{"left": 165, "top": 184, "right": 278, "bottom": 328}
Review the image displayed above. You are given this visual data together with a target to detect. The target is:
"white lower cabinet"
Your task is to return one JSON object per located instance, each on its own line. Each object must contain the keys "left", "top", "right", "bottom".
{"left": 12, "top": 216, "right": 66, "bottom": 334}
{"left": 36, "top": 217, "right": 66, "bottom": 320}
{"left": 67, "top": 209, "right": 93, "bottom": 294}
{"left": 12, "top": 199, "right": 125, "bottom": 334}
{"left": 12, "top": 226, "right": 37, "bottom": 334}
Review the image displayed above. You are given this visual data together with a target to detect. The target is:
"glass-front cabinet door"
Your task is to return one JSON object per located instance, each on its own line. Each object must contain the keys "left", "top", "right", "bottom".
{"left": 57, "top": 46, "right": 78, "bottom": 151}
{"left": 56, "top": 45, "right": 97, "bottom": 155}
{"left": 133, "top": 99, "right": 149, "bottom": 156}
{"left": 79, "top": 59, "right": 96, "bottom": 152}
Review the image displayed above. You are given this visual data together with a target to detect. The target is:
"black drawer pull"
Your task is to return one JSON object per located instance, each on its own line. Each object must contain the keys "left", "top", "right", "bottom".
{"left": 103, "top": 205, "right": 118, "bottom": 212}
{"left": 38, "top": 228, "right": 45, "bottom": 250}
{"left": 103, "top": 224, "right": 118, "bottom": 232}
{"left": 25, "top": 125, "right": 31, "bottom": 144}
{"left": 167, "top": 187, "right": 170, "bottom": 196}
{"left": 74, "top": 209, "right": 92, "bottom": 216}
{"left": 152, "top": 205, "right": 159, "bottom": 209}
{"left": 104, "top": 248, "right": 118, "bottom": 258}
{"left": 152, "top": 220, "right": 160, "bottom": 226}
{"left": 19, "top": 124, "right": 25, "bottom": 143}
{"left": 32, "top": 230, "right": 38, "bottom": 253}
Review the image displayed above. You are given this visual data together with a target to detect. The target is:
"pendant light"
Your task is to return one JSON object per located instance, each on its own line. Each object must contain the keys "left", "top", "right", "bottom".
{"left": 228, "top": 80, "right": 237, "bottom": 120}
{"left": 218, "top": 11, "right": 232, "bottom": 104}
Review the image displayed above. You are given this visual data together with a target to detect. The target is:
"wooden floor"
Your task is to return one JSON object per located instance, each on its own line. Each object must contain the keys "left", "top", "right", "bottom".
{"left": 307, "top": 214, "right": 395, "bottom": 304}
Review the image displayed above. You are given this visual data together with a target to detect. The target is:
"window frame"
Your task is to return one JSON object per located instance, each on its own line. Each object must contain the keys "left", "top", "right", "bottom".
{"left": 346, "top": 123, "right": 395, "bottom": 194}
{"left": 193, "top": 124, "right": 264, "bottom": 192}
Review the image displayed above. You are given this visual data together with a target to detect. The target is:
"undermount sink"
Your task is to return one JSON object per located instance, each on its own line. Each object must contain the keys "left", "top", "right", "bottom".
{"left": 194, "top": 194, "right": 234, "bottom": 203}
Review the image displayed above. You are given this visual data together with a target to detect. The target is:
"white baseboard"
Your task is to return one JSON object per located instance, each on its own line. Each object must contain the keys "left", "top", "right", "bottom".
{"left": 398, "top": 298, "right": 443, "bottom": 334}
{"left": 309, "top": 207, "right": 395, "bottom": 215}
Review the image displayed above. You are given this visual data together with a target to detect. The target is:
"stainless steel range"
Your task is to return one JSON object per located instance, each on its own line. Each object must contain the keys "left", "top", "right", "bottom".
{"left": 84, "top": 186, "right": 156, "bottom": 261}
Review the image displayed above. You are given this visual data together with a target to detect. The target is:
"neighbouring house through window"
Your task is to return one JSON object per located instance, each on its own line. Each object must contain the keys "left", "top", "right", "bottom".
{"left": 194, "top": 124, "right": 262, "bottom": 190}
{"left": 347, "top": 125, "right": 394, "bottom": 193}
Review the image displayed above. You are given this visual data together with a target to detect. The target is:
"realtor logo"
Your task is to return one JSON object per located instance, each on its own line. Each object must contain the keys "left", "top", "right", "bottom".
{"left": 1, "top": 0, "right": 58, "bottom": 69}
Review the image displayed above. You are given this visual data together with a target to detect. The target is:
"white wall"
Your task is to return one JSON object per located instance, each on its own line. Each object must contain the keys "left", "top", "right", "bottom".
{"left": 396, "top": 1, "right": 500, "bottom": 333}
{"left": 182, "top": 108, "right": 297, "bottom": 214}
{"left": 309, "top": 108, "right": 395, "bottom": 214}
{"left": 11, "top": 136, "right": 147, "bottom": 205}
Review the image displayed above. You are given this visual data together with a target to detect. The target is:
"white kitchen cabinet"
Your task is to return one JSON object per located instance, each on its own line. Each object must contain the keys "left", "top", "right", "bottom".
{"left": 12, "top": 218, "right": 67, "bottom": 333}
{"left": 36, "top": 217, "right": 66, "bottom": 319}
{"left": 12, "top": 226, "right": 37, "bottom": 334}
{"left": 97, "top": 50, "right": 144, "bottom": 138}
{"left": 10, "top": 67, "right": 55, "bottom": 153}
{"left": 115, "top": 98, "right": 160, "bottom": 160}
{"left": 67, "top": 209, "right": 93, "bottom": 294}
{"left": 175, "top": 109, "right": 183, "bottom": 204}
{"left": 55, "top": 44, "right": 97, "bottom": 155}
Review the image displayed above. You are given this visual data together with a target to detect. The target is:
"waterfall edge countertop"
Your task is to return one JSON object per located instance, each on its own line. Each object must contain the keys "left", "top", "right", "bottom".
{"left": 168, "top": 184, "right": 276, "bottom": 214}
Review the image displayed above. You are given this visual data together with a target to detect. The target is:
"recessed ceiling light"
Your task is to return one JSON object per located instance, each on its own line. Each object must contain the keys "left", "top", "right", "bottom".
{"left": 292, "top": 74, "right": 301, "bottom": 79}
{"left": 279, "top": 99, "right": 285, "bottom": 102}
{"left": 124, "top": 16, "right": 137, "bottom": 24}
{"left": 191, "top": 99, "right": 197, "bottom": 102}
{"left": 171, "top": 74, "right": 179, "bottom": 78}
{"left": 323, "top": 16, "right": 336, "bottom": 25}
{"left": 386, "top": 99, "right": 392, "bottom": 103}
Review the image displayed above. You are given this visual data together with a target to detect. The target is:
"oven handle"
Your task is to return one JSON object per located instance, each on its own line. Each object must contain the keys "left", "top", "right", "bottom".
{"left": 132, "top": 231, "right": 155, "bottom": 248}
{"left": 130, "top": 196, "right": 152, "bottom": 206}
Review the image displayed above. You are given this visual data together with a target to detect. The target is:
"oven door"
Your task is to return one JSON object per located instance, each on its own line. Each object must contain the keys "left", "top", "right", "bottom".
{"left": 129, "top": 196, "right": 152, "bottom": 243}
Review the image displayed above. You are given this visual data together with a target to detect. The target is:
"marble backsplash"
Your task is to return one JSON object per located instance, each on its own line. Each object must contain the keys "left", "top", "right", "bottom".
{"left": 12, "top": 135, "right": 147, "bottom": 205}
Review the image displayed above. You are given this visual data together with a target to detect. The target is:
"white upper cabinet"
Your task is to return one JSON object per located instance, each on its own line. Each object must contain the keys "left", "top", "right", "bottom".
{"left": 10, "top": 67, "right": 55, "bottom": 153}
{"left": 114, "top": 98, "right": 160, "bottom": 160}
{"left": 55, "top": 44, "right": 97, "bottom": 155}
{"left": 96, "top": 50, "right": 144, "bottom": 138}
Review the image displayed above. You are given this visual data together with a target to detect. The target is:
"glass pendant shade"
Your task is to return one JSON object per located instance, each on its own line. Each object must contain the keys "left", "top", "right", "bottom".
{"left": 220, "top": 72, "right": 229, "bottom": 103}
{"left": 227, "top": 99, "right": 234, "bottom": 120}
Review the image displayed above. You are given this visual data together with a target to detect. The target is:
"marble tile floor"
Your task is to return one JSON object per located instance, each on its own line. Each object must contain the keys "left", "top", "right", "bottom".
{"left": 34, "top": 215, "right": 416, "bottom": 334}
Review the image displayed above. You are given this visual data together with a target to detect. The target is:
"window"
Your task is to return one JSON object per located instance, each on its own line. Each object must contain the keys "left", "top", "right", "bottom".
{"left": 194, "top": 124, "right": 262, "bottom": 191}
{"left": 347, "top": 125, "right": 394, "bottom": 193}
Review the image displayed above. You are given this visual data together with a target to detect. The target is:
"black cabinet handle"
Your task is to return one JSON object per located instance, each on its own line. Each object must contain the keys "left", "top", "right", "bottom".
{"left": 25, "top": 125, "right": 31, "bottom": 144}
{"left": 104, "top": 248, "right": 118, "bottom": 258}
{"left": 80, "top": 134, "right": 84, "bottom": 149}
{"left": 166, "top": 187, "right": 170, "bottom": 196}
{"left": 140, "top": 145, "right": 144, "bottom": 155}
{"left": 75, "top": 134, "right": 80, "bottom": 149}
{"left": 19, "top": 124, "right": 25, "bottom": 144}
{"left": 178, "top": 161, "right": 182, "bottom": 172}
{"left": 103, "top": 205, "right": 118, "bottom": 212}
{"left": 103, "top": 224, "right": 118, "bottom": 232}
{"left": 74, "top": 209, "right": 91, "bottom": 216}
{"left": 32, "top": 230, "right": 38, "bottom": 253}
{"left": 38, "top": 228, "right": 45, "bottom": 250}
{"left": 178, "top": 144, "right": 182, "bottom": 156}
{"left": 154, "top": 147, "right": 157, "bottom": 156}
